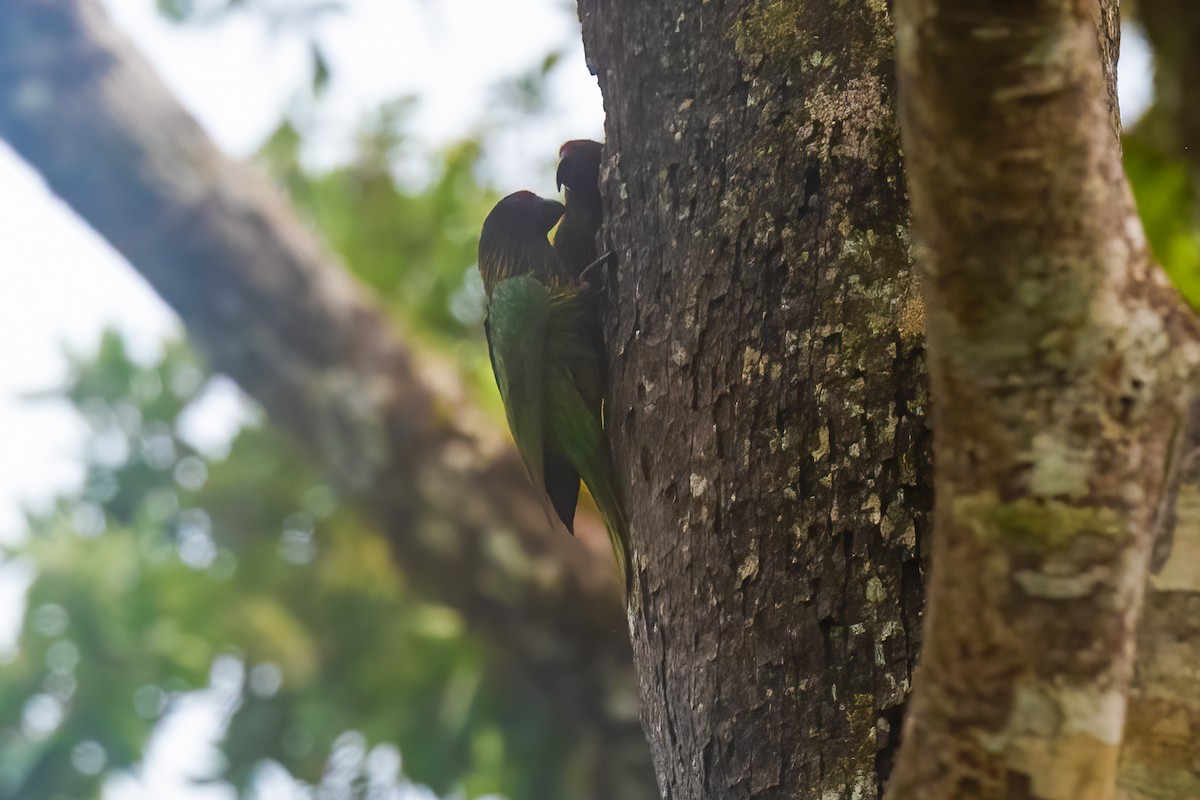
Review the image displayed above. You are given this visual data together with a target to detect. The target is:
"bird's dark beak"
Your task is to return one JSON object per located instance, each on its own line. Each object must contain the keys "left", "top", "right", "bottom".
{"left": 556, "top": 160, "right": 566, "bottom": 192}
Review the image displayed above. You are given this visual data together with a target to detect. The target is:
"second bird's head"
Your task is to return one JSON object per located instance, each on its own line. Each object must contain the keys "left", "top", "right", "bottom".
{"left": 556, "top": 140, "right": 602, "bottom": 202}
{"left": 477, "top": 191, "right": 565, "bottom": 293}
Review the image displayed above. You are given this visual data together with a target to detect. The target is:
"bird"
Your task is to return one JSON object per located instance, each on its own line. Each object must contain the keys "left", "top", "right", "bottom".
{"left": 477, "top": 187, "right": 631, "bottom": 593}
{"left": 552, "top": 139, "right": 604, "bottom": 279}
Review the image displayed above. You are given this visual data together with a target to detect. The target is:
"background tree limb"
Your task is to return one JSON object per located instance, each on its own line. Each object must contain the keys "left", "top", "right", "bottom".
{"left": 0, "top": 2, "right": 655, "bottom": 795}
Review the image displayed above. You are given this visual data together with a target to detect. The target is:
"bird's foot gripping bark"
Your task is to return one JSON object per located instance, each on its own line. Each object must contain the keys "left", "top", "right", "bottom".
{"left": 579, "top": 250, "right": 616, "bottom": 290}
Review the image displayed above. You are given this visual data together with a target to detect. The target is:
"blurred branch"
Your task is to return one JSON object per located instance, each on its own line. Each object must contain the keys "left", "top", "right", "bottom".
{"left": 0, "top": 1, "right": 650, "bottom": 790}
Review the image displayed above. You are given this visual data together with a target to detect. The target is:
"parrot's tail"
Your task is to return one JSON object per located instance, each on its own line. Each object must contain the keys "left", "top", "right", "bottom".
{"left": 582, "top": 450, "right": 632, "bottom": 598}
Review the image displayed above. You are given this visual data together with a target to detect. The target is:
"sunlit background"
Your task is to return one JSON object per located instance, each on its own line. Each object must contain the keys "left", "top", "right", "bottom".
{"left": 0, "top": 2, "right": 1168, "bottom": 798}
{"left": 0, "top": 1, "right": 601, "bottom": 798}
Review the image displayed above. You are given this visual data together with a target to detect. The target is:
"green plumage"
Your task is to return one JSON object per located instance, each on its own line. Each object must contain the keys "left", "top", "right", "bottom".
{"left": 479, "top": 190, "right": 630, "bottom": 593}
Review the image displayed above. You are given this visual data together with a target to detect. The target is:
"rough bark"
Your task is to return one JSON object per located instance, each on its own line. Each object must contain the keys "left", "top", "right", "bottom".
{"left": 580, "top": 2, "right": 930, "bottom": 798}
{"left": 0, "top": 2, "right": 656, "bottom": 795}
{"left": 888, "top": 2, "right": 1199, "bottom": 799}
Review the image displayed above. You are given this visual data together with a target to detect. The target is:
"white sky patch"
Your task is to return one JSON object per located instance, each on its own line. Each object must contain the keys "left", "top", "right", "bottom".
{"left": 0, "top": 557, "right": 34, "bottom": 660}
{"left": 177, "top": 376, "right": 263, "bottom": 460}
{"left": 0, "top": 148, "right": 179, "bottom": 542}
{"left": 98, "top": 0, "right": 311, "bottom": 158}
{"left": 1119, "top": 24, "right": 1154, "bottom": 125}
{"left": 103, "top": 661, "right": 243, "bottom": 800}
{"left": 97, "top": 0, "right": 606, "bottom": 181}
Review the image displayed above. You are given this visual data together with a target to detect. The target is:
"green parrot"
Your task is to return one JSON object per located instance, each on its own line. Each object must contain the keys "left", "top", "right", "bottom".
{"left": 478, "top": 188, "right": 631, "bottom": 593}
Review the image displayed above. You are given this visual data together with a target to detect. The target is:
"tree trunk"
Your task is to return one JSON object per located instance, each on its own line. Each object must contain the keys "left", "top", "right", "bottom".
{"left": 580, "top": 2, "right": 930, "bottom": 797}
{"left": 887, "top": 2, "right": 1199, "bottom": 799}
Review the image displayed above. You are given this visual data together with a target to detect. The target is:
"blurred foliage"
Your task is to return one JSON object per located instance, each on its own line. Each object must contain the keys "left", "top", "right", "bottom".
{"left": 1125, "top": 123, "right": 1200, "bottom": 308}
{"left": 490, "top": 52, "right": 566, "bottom": 119}
{"left": 0, "top": 2, "right": 591, "bottom": 797}
{"left": 0, "top": 331, "right": 575, "bottom": 800}
{"left": 255, "top": 106, "right": 502, "bottom": 408}
{"left": 258, "top": 105, "right": 492, "bottom": 343}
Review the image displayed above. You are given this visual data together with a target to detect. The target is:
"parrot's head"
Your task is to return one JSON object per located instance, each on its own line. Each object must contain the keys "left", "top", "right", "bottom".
{"left": 478, "top": 191, "right": 565, "bottom": 295}
{"left": 556, "top": 140, "right": 602, "bottom": 202}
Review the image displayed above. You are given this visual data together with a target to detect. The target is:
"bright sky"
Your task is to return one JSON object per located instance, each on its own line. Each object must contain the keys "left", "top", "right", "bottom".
{"left": 0, "top": 3, "right": 1154, "bottom": 798}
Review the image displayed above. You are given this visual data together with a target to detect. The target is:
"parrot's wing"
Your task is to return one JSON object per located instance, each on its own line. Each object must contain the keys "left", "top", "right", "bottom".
{"left": 486, "top": 275, "right": 550, "bottom": 499}
{"left": 542, "top": 354, "right": 630, "bottom": 589}
{"left": 487, "top": 274, "right": 588, "bottom": 537}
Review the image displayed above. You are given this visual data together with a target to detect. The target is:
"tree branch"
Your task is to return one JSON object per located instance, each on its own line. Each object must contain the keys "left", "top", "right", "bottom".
{"left": 888, "top": 1, "right": 1198, "bottom": 797}
{"left": 0, "top": 1, "right": 653, "bottom": 791}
